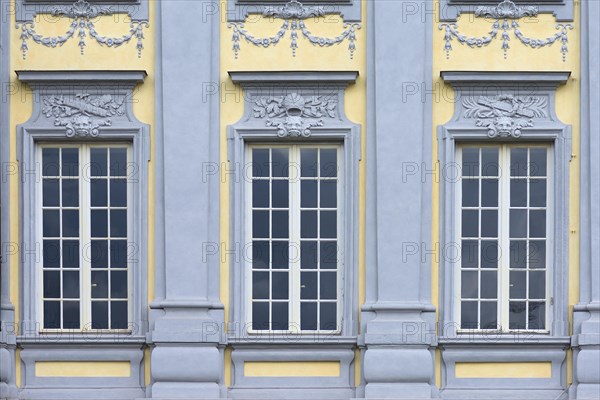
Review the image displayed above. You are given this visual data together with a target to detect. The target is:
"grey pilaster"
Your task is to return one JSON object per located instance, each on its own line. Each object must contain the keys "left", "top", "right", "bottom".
{"left": 150, "top": 1, "right": 225, "bottom": 398}
{"left": 363, "top": 1, "right": 437, "bottom": 398}
{"left": 572, "top": 0, "right": 600, "bottom": 398}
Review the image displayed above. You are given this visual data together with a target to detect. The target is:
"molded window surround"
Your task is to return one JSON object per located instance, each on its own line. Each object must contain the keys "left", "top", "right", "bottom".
{"left": 437, "top": 71, "right": 572, "bottom": 399}
{"left": 439, "top": 0, "right": 574, "bottom": 22}
{"left": 15, "top": 0, "right": 149, "bottom": 23}
{"left": 227, "top": 0, "right": 361, "bottom": 22}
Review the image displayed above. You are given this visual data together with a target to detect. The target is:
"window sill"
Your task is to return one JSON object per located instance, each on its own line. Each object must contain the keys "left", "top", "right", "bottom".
{"left": 17, "top": 334, "right": 147, "bottom": 345}
{"left": 228, "top": 335, "right": 357, "bottom": 346}
{"left": 438, "top": 335, "right": 571, "bottom": 346}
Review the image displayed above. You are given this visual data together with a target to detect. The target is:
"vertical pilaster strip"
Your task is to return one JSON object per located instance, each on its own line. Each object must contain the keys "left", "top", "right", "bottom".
{"left": 363, "top": 1, "right": 437, "bottom": 398}
{"left": 573, "top": 0, "right": 600, "bottom": 398}
{"left": 150, "top": 1, "right": 224, "bottom": 398}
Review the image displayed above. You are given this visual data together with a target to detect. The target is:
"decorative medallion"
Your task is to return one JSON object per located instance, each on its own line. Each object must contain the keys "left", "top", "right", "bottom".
{"left": 253, "top": 93, "right": 337, "bottom": 137}
{"left": 42, "top": 93, "right": 125, "bottom": 137}
{"left": 439, "top": 0, "right": 573, "bottom": 61}
{"left": 462, "top": 95, "right": 548, "bottom": 138}
{"left": 16, "top": 0, "right": 148, "bottom": 59}
{"left": 228, "top": 0, "right": 361, "bottom": 59}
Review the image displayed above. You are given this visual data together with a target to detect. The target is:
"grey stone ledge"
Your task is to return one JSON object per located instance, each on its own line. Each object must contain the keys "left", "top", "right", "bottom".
{"left": 438, "top": 335, "right": 572, "bottom": 346}
{"left": 228, "top": 336, "right": 358, "bottom": 346}
{"left": 441, "top": 71, "right": 571, "bottom": 85}
{"left": 16, "top": 70, "right": 148, "bottom": 85}
{"left": 17, "top": 334, "right": 148, "bottom": 345}
{"left": 229, "top": 71, "right": 359, "bottom": 85}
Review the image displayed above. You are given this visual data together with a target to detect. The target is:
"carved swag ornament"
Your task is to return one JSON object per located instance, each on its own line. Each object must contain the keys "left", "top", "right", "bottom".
{"left": 42, "top": 93, "right": 125, "bottom": 137}
{"left": 253, "top": 93, "right": 336, "bottom": 137}
{"left": 462, "top": 94, "right": 548, "bottom": 138}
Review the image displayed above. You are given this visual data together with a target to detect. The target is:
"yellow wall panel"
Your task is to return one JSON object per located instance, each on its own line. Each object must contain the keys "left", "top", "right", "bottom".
{"left": 455, "top": 362, "right": 552, "bottom": 379}
{"left": 35, "top": 361, "right": 131, "bottom": 378}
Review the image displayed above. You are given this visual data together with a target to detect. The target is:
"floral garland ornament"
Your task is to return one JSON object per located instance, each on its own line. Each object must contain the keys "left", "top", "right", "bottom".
{"left": 16, "top": 0, "right": 148, "bottom": 59}
{"left": 228, "top": 0, "right": 361, "bottom": 59}
{"left": 439, "top": 0, "right": 573, "bottom": 61}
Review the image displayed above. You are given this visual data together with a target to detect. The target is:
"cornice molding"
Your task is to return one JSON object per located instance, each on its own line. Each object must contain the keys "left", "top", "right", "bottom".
{"left": 226, "top": 0, "right": 361, "bottom": 22}
{"left": 439, "top": 0, "right": 574, "bottom": 22}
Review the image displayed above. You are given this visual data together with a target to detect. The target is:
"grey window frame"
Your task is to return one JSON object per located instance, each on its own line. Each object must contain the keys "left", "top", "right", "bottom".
{"left": 15, "top": 0, "right": 149, "bottom": 23}
{"left": 439, "top": 0, "right": 574, "bottom": 22}
{"left": 226, "top": 0, "right": 361, "bottom": 22}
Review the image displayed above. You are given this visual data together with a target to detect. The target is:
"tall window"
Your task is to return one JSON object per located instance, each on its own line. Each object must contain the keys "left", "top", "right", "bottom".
{"left": 248, "top": 145, "right": 342, "bottom": 333}
{"left": 457, "top": 144, "right": 550, "bottom": 332}
{"left": 40, "top": 144, "right": 131, "bottom": 331}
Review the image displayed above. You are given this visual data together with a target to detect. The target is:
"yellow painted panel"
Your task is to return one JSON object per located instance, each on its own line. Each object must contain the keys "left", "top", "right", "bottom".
{"left": 35, "top": 361, "right": 131, "bottom": 378}
{"left": 455, "top": 362, "right": 552, "bottom": 379}
{"left": 244, "top": 361, "right": 341, "bottom": 378}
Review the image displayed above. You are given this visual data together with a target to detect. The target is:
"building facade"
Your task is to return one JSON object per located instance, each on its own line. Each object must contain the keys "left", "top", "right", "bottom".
{"left": 0, "top": 0, "right": 598, "bottom": 399}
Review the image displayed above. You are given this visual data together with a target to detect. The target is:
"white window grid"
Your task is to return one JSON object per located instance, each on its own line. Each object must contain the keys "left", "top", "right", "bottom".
{"left": 455, "top": 144, "right": 552, "bottom": 334}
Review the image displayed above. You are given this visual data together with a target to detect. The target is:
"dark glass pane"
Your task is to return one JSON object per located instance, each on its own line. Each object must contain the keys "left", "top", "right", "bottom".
{"left": 510, "top": 271, "right": 527, "bottom": 299}
{"left": 510, "top": 179, "right": 527, "bottom": 207}
{"left": 62, "top": 301, "right": 80, "bottom": 329}
{"left": 271, "top": 302, "right": 289, "bottom": 331}
{"left": 43, "top": 301, "right": 61, "bottom": 329}
{"left": 252, "top": 210, "right": 269, "bottom": 238}
{"left": 43, "top": 240, "right": 60, "bottom": 268}
{"left": 461, "top": 210, "right": 478, "bottom": 237}
{"left": 480, "top": 302, "right": 498, "bottom": 330}
{"left": 529, "top": 241, "right": 546, "bottom": 269}
{"left": 110, "top": 210, "right": 128, "bottom": 238}
{"left": 301, "top": 272, "right": 318, "bottom": 300}
{"left": 62, "top": 271, "right": 79, "bottom": 299}
{"left": 110, "top": 179, "right": 127, "bottom": 207}
{"left": 271, "top": 148, "right": 289, "bottom": 178}
{"left": 510, "top": 240, "right": 527, "bottom": 268}
{"left": 530, "top": 179, "right": 547, "bottom": 207}
{"left": 462, "top": 148, "right": 479, "bottom": 177}
{"left": 528, "top": 302, "right": 546, "bottom": 329}
{"left": 90, "top": 148, "right": 108, "bottom": 177}
{"left": 509, "top": 210, "right": 527, "bottom": 238}
{"left": 43, "top": 210, "right": 60, "bottom": 237}
{"left": 110, "top": 240, "right": 128, "bottom": 268}
{"left": 62, "top": 210, "right": 79, "bottom": 238}
{"left": 91, "top": 271, "right": 109, "bottom": 298}
{"left": 461, "top": 240, "right": 478, "bottom": 268}
{"left": 529, "top": 210, "right": 546, "bottom": 238}
{"left": 110, "top": 148, "right": 127, "bottom": 177}
{"left": 481, "top": 210, "right": 498, "bottom": 238}
{"left": 320, "top": 149, "right": 337, "bottom": 178}
{"left": 271, "top": 241, "right": 289, "bottom": 269}
{"left": 320, "top": 181, "right": 337, "bottom": 208}
{"left": 43, "top": 179, "right": 60, "bottom": 207}
{"left": 320, "top": 211, "right": 337, "bottom": 239}
{"left": 301, "top": 149, "right": 318, "bottom": 177}
{"left": 252, "top": 302, "right": 269, "bottom": 330}
{"left": 300, "top": 302, "right": 318, "bottom": 331}
{"left": 272, "top": 180, "right": 289, "bottom": 208}
{"left": 92, "top": 301, "right": 109, "bottom": 329}
{"left": 480, "top": 271, "right": 497, "bottom": 299}
{"left": 509, "top": 301, "right": 527, "bottom": 329}
{"left": 320, "top": 303, "right": 337, "bottom": 331}
{"left": 58, "top": 245, "right": 77, "bottom": 271}
{"left": 91, "top": 179, "right": 108, "bottom": 207}
{"left": 510, "top": 148, "right": 528, "bottom": 177}
{"left": 271, "top": 210, "right": 288, "bottom": 239}
{"left": 61, "top": 148, "right": 79, "bottom": 177}
{"left": 529, "top": 271, "right": 546, "bottom": 299}
{"left": 91, "top": 210, "right": 108, "bottom": 238}
{"left": 62, "top": 179, "right": 79, "bottom": 207}
{"left": 91, "top": 240, "right": 108, "bottom": 268}
{"left": 481, "top": 179, "right": 498, "bottom": 207}
{"left": 480, "top": 241, "right": 498, "bottom": 269}
{"left": 111, "top": 271, "right": 128, "bottom": 299}
{"left": 462, "top": 179, "right": 479, "bottom": 207}
{"left": 301, "top": 180, "right": 318, "bottom": 208}
{"left": 271, "top": 272, "right": 289, "bottom": 300}
{"left": 252, "top": 180, "right": 269, "bottom": 208}
{"left": 529, "top": 148, "right": 547, "bottom": 177}
{"left": 252, "top": 241, "right": 269, "bottom": 269}
{"left": 111, "top": 302, "right": 128, "bottom": 329}
{"left": 301, "top": 241, "right": 318, "bottom": 269}
{"left": 252, "top": 149, "right": 270, "bottom": 178}
{"left": 320, "top": 242, "right": 338, "bottom": 269}
{"left": 461, "top": 271, "right": 478, "bottom": 299}
{"left": 252, "top": 272, "right": 269, "bottom": 300}
{"left": 301, "top": 211, "right": 318, "bottom": 238}
{"left": 481, "top": 148, "right": 499, "bottom": 176}
{"left": 461, "top": 301, "right": 478, "bottom": 329}
{"left": 320, "top": 272, "right": 337, "bottom": 300}
{"left": 43, "top": 271, "right": 61, "bottom": 298}
{"left": 42, "top": 148, "right": 60, "bottom": 176}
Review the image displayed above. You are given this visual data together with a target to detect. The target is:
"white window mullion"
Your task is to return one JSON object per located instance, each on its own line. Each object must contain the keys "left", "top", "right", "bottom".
{"left": 81, "top": 145, "right": 91, "bottom": 329}
{"left": 499, "top": 145, "right": 511, "bottom": 331}
{"left": 290, "top": 145, "right": 301, "bottom": 331}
